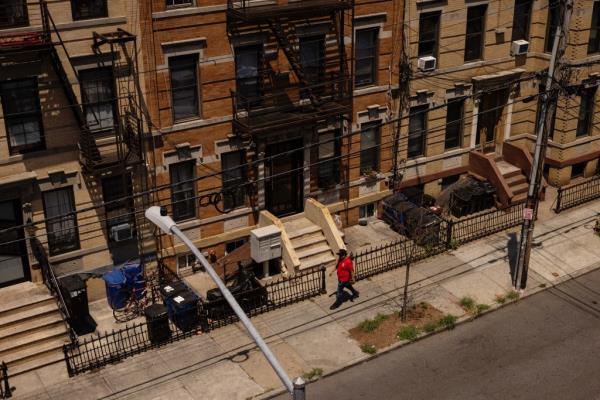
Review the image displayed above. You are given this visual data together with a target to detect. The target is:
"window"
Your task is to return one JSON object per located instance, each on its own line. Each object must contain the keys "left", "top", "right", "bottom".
{"left": 169, "top": 54, "right": 200, "bottom": 122}
{"left": 0, "top": 78, "right": 44, "bottom": 155}
{"left": 360, "top": 122, "right": 380, "bottom": 174}
{"left": 71, "top": 0, "right": 107, "bottom": 20}
{"left": 221, "top": 151, "right": 246, "bottom": 211}
{"left": 177, "top": 253, "right": 196, "bottom": 269}
{"left": 576, "top": 86, "right": 596, "bottom": 137}
{"left": 225, "top": 238, "right": 246, "bottom": 255}
{"left": 545, "top": 0, "right": 560, "bottom": 53}
{"left": 445, "top": 98, "right": 464, "bottom": 150}
{"left": 512, "top": 0, "right": 533, "bottom": 41}
{"left": 0, "top": 0, "right": 29, "bottom": 28}
{"left": 589, "top": 2, "right": 600, "bottom": 54}
{"left": 408, "top": 105, "right": 428, "bottom": 158}
{"left": 299, "top": 36, "right": 325, "bottom": 88}
{"left": 318, "top": 129, "right": 341, "bottom": 188}
{"left": 418, "top": 12, "right": 441, "bottom": 57}
{"left": 355, "top": 28, "right": 378, "bottom": 87}
{"left": 102, "top": 175, "right": 134, "bottom": 239}
{"left": 166, "top": 0, "right": 193, "bottom": 8}
{"left": 43, "top": 188, "right": 79, "bottom": 256}
{"left": 359, "top": 203, "right": 376, "bottom": 219}
{"left": 571, "top": 162, "right": 586, "bottom": 179}
{"left": 464, "top": 5, "right": 487, "bottom": 62}
{"left": 235, "top": 45, "right": 262, "bottom": 106}
{"left": 170, "top": 161, "right": 196, "bottom": 221}
{"left": 80, "top": 68, "right": 116, "bottom": 134}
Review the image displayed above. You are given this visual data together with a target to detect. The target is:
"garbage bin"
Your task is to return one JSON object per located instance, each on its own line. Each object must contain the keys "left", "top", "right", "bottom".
{"left": 103, "top": 269, "right": 128, "bottom": 310}
{"left": 169, "top": 291, "right": 200, "bottom": 332}
{"left": 144, "top": 304, "right": 171, "bottom": 345}
{"left": 122, "top": 262, "right": 143, "bottom": 288}
{"left": 59, "top": 274, "right": 90, "bottom": 326}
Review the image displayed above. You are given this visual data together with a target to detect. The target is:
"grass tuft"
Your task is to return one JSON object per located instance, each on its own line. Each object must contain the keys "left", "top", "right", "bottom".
{"left": 303, "top": 368, "right": 324, "bottom": 381}
{"left": 495, "top": 294, "right": 506, "bottom": 304}
{"left": 358, "top": 313, "right": 389, "bottom": 333}
{"left": 474, "top": 303, "right": 490, "bottom": 316}
{"left": 506, "top": 290, "right": 520, "bottom": 301}
{"left": 438, "top": 314, "right": 457, "bottom": 330}
{"left": 360, "top": 344, "right": 377, "bottom": 355}
{"left": 459, "top": 296, "right": 476, "bottom": 311}
{"left": 397, "top": 325, "right": 419, "bottom": 341}
{"left": 423, "top": 322, "right": 437, "bottom": 333}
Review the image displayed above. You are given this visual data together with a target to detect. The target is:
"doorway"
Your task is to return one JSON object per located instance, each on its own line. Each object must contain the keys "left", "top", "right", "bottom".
{"left": 476, "top": 88, "right": 509, "bottom": 153}
{"left": 0, "top": 199, "right": 30, "bottom": 287}
{"left": 265, "top": 139, "right": 304, "bottom": 217}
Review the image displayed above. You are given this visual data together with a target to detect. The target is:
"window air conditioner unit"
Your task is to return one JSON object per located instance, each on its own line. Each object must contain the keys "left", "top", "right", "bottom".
{"left": 418, "top": 56, "right": 436, "bottom": 72}
{"left": 511, "top": 40, "right": 529, "bottom": 56}
{"left": 110, "top": 223, "right": 133, "bottom": 242}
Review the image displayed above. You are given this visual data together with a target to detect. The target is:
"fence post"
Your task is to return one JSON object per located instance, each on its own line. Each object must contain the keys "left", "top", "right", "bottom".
{"left": 445, "top": 219, "right": 454, "bottom": 249}
{"left": 320, "top": 266, "right": 327, "bottom": 294}
{"left": 555, "top": 187, "right": 562, "bottom": 213}
{"left": 2, "top": 362, "right": 12, "bottom": 398}
{"left": 62, "top": 344, "right": 74, "bottom": 377}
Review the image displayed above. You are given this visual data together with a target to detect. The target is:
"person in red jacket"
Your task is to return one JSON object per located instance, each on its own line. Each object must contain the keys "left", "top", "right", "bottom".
{"left": 330, "top": 249, "right": 359, "bottom": 310}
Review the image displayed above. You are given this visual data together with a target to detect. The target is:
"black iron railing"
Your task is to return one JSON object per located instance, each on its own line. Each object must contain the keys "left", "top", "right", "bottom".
{"left": 42, "top": 259, "right": 78, "bottom": 344}
{"left": 63, "top": 266, "right": 326, "bottom": 376}
{"left": 555, "top": 175, "right": 600, "bottom": 213}
{"left": 0, "top": 362, "right": 12, "bottom": 399}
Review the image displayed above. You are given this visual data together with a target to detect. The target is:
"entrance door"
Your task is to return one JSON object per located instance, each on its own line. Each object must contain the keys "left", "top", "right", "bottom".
{"left": 476, "top": 88, "right": 509, "bottom": 153}
{"left": 265, "top": 139, "right": 304, "bottom": 217}
{"left": 0, "top": 199, "right": 29, "bottom": 288}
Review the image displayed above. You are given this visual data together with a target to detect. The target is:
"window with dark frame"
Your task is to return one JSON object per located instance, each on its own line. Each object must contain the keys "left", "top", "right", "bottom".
{"left": 464, "top": 5, "right": 487, "bottom": 62}
{"left": 221, "top": 150, "right": 247, "bottom": 211}
{"left": 225, "top": 238, "right": 246, "bottom": 254}
{"left": 545, "top": 0, "right": 560, "bottom": 53}
{"left": 576, "top": 86, "right": 597, "bottom": 137}
{"left": 170, "top": 161, "right": 196, "bottom": 221}
{"left": 80, "top": 68, "right": 116, "bottom": 134}
{"left": 512, "top": 0, "right": 533, "bottom": 41}
{"left": 299, "top": 35, "right": 325, "bottom": 89}
{"left": 169, "top": 54, "right": 200, "bottom": 122}
{"left": 318, "top": 129, "right": 341, "bottom": 188}
{"left": 360, "top": 122, "right": 381, "bottom": 174}
{"left": 355, "top": 28, "right": 378, "bottom": 87}
{"left": 445, "top": 98, "right": 464, "bottom": 150}
{"left": 571, "top": 162, "right": 586, "bottom": 179}
{"left": 418, "top": 11, "right": 441, "bottom": 58}
{"left": 0, "top": 0, "right": 29, "bottom": 28}
{"left": 166, "top": 0, "right": 193, "bottom": 8}
{"left": 102, "top": 175, "right": 134, "bottom": 240}
{"left": 235, "top": 45, "right": 262, "bottom": 106}
{"left": 71, "top": 0, "right": 108, "bottom": 21}
{"left": 408, "top": 104, "right": 428, "bottom": 158}
{"left": 43, "top": 187, "right": 79, "bottom": 256}
{"left": 588, "top": 1, "right": 600, "bottom": 54}
{"left": 0, "top": 78, "right": 45, "bottom": 155}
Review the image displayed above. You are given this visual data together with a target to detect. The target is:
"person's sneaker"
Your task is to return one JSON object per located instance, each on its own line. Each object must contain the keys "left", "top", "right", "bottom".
{"left": 352, "top": 291, "right": 360, "bottom": 299}
{"left": 330, "top": 303, "right": 340, "bottom": 310}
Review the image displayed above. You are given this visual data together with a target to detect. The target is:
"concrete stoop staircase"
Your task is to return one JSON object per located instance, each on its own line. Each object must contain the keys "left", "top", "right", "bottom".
{"left": 496, "top": 160, "right": 529, "bottom": 204}
{"left": 0, "top": 282, "right": 70, "bottom": 376}
{"left": 283, "top": 216, "right": 337, "bottom": 271}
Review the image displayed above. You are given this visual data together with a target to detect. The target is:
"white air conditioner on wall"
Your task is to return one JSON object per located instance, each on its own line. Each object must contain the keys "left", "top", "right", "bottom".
{"left": 511, "top": 40, "right": 529, "bottom": 56}
{"left": 110, "top": 223, "right": 133, "bottom": 242}
{"left": 418, "top": 56, "right": 437, "bottom": 72}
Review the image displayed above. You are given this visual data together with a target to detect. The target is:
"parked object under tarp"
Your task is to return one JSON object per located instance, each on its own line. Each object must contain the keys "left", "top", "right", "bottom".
{"left": 381, "top": 193, "right": 443, "bottom": 246}
{"left": 437, "top": 176, "right": 497, "bottom": 218}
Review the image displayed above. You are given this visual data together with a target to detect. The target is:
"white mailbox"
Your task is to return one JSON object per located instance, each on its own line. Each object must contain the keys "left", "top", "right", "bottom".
{"left": 250, "top": 225, "right": 282, "bottom": 263}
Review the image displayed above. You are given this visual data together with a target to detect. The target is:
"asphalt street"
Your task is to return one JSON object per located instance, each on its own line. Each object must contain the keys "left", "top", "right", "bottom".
{"left": 276, "top": 269, "right": 600, "bottom": 400}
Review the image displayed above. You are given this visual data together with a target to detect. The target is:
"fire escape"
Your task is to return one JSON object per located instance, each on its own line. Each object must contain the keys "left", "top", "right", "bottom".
{"left": 0, "top": 2, "right": 153, "bottom": 262}
{"left": 226, "top": 0, "right": 355, "bottom": 141}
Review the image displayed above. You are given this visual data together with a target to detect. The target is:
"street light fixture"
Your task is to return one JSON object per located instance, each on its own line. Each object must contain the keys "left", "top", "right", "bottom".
{"left": 145, "top": 206, "right": 305, "bottom": 399}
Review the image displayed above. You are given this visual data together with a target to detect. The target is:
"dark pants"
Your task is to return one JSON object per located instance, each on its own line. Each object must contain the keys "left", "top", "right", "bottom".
{"left": 334, "top": 281, "right": 359, "bottom": 305}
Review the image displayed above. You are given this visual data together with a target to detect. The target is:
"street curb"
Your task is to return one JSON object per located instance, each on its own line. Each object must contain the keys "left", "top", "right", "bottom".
{"left": 255, "top": 261, "right": 600, "bottom": 399}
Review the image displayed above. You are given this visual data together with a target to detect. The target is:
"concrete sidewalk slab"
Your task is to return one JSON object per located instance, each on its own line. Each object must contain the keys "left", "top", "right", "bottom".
{"left": 178, "top": 361, "right": 263, "bottom": 400}
{"left": 440, "top": 270, "right": 507, "bottom": 305}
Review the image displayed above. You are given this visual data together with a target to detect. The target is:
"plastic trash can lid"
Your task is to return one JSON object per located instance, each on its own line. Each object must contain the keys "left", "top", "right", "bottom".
{"left": 59, "top": 274, "right": 86, "bottom": 291}
{"left": 102, "top": 269, "right": 126, "bottom": 285}
{"left": 144, "top": 303, "right": 168, "bottom": 318}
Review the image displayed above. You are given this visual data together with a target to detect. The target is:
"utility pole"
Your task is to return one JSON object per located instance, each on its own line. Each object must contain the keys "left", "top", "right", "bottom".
{"left": 513, "top": 0, "right": 572, "bottom": 289}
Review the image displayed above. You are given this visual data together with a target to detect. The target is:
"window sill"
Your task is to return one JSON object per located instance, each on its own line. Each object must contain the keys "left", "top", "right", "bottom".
{"left": 55, "top": 16, "right": 126, "bottom": 31}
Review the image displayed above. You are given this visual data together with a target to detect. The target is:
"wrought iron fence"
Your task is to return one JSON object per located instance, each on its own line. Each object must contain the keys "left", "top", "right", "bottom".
{"left": 63, "top": 266, "right": 326, "bottom": 376}
{"left": 555, "top": 175, "right": 600, "bottom": 213}
{"left": 0, "top": 362, "right": 12, "bottom": 399}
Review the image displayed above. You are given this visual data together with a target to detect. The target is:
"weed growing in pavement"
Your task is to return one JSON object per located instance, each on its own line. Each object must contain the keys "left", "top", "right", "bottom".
{"left": 360, "top": 344, "right": 377, "bottom": 355}
{"left": 474, "top": 304, "right": 490, "bottom": 316}
{"left": 397, "top": 325, "right": 419, "bottom": 341}
{"left": 448, "top": 238, "right": 459, "bottom": 251}
{"left": 539, "top": 283, "right": 547, "bottom": 288}
{"left": 506, "top": 290, "right": 520, "bottom": 301}
{"left": 303, "top": 368, "right": 324, "bottom": 381}
{"left": 495, "top": 294, "right": 506, "bottom": 304}
{"left": 459, "top": 296, "right": 475, "bottom": 311}
{"left": 358, "top": 313, "right": 389, "bottom": 333}
{"left": 423, "top": 322, "right": 437, "bottom": 333}
{"left": 438, "top": 314, "right": 457, "bottom": 330}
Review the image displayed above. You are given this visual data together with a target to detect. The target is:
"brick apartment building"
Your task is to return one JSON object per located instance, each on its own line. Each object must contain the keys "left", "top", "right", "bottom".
{"left": 139, "top": 0, "right": 403, "bottom": 271}
{"left": 402, "top": 0, "right": 600, "bottom": 204}
{"left": 0, "top": 0, "right": 151, "bottom": 297}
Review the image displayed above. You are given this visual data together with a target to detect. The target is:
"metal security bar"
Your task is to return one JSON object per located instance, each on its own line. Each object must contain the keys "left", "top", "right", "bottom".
{"left": 0, "top": 362, "right": 12, "bottom": 399}
{"left": 555, "top": 175, "right": 600, "bottom": 213}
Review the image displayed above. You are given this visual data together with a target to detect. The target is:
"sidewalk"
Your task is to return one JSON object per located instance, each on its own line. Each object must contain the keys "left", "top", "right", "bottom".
{"left": 10, "top": 197, "right": 600, "bottom": 400}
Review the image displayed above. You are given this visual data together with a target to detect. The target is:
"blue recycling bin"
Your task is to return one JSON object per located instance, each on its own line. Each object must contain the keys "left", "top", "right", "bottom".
{"left": 103, "top": 269, "right": 128, "bottom": 310}
{"left": 122, "top": 262, "right": 143, "bottom": 288}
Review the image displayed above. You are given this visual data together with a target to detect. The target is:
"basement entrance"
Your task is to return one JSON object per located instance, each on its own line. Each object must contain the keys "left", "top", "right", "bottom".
{"left": 0, "top": 199, "right": 30, "bottom": 288}
{"left": 265, "top": 139, "right": 304, "bottom": 217}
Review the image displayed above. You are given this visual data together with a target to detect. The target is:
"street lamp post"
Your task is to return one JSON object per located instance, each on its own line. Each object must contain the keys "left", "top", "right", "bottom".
{"left": 145, "top": 206, "right": 304, "bottom": 399}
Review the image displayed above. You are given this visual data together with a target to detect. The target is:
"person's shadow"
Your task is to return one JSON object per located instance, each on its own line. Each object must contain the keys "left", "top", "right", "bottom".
{"left": 507, "top": 232, "right": 518, "bottom": 280}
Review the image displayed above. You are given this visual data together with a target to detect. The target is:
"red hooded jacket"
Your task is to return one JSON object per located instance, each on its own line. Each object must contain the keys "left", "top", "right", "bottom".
{"left": 336, "top": 256, "right": 354, "bottom": 283}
